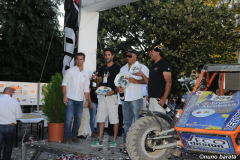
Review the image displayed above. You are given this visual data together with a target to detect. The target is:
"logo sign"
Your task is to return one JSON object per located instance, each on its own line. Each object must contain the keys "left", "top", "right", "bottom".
{"left": 196, "top": 91, "right": 203, "bottom": 95}
{"left": 0, "top": 84, "right": 4, "bottom": 87}
{"left": 30, "top": 90, "right": 35, "bottom": 94}
{"left": 16, "top": 98, "right": 20, "bottom": 102}
{"left": 183, "top": 135, "right": 230, "bottom": 149}
{"left": 210, "top": 95, "right": 232, "bottom": 101}
{"left": 198, "top": 100, "right": 238, "bottom": 109}
{"left": 22, "top": 98, "right": 28, "bottom": 102}
{"left": 225, "top": 109, "right": 240, "bottom": 130}
{"left": 192, "top": 109, "right": 215, "bottom": 118}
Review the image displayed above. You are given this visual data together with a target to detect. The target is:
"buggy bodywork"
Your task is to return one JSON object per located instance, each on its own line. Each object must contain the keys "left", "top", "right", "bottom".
{"left": 176, "top": 64, "right": 240, "bottom": 155}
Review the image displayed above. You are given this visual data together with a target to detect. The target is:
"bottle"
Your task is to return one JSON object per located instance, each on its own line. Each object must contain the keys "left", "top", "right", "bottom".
{"left": 163, "top": 104, "right": 172, "bottom": 113}
{"left": 157, "top": 98, "right": 172, "bottom": 113}
{"left": 120, "top": 87, "right": 125, "bottom": 101}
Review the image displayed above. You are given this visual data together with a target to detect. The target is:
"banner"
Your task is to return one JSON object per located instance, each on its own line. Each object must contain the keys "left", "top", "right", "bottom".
{"left": 0, "top": 81, "right": 46, "bottom": 105}
{"left": 62, "top": 0, "right": 80, "bottom": 76}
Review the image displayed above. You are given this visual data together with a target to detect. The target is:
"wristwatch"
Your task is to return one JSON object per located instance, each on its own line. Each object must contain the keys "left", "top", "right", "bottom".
{"left": 86, "top": 99, "right": 89, "bottom": 101}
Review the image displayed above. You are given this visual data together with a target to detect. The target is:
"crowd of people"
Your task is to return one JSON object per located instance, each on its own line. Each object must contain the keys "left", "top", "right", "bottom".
{"left": 0, "top": 43, "right": 172, "bottom": 160}
{"left": 61, "top": 43, "right": 172, "bottom": 147}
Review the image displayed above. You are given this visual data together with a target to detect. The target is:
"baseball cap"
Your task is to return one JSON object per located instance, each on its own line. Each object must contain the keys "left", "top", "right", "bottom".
{"left": 124, "top": 48, "right": 137, "bottom": 55}
{"left": 146, "top": 44, "right": 162, "bottom": 52}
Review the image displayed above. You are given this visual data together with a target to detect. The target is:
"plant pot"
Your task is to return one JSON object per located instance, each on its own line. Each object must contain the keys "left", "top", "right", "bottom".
{"left": 48, "top": 122, "right": 64, "bottom": 142}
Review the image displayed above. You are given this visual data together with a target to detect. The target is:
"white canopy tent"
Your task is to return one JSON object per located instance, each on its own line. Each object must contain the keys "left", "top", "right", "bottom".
{"left": 78, "top": 0, "right": 140, "bottom": 77}
{"left": 82, "top": 0, "right": 140, "bottom": 12}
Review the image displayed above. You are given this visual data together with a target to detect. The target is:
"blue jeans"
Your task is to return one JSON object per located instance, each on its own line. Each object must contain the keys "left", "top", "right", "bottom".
{"left": 122, "top": 98, "right": 143, "bottom": 143}
{"left": 0, "top": 124, "right": 15, "bottom": 160}
{"left": 88, "top": 102, "right": 99, "bottom": 132}
{"left": 64, "top": 98, "right": 83, "bottom": 140}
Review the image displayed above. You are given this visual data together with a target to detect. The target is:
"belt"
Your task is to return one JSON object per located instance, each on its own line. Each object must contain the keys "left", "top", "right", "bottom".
{"left": 105, "top": 94, "right": 117, "bottom": 97}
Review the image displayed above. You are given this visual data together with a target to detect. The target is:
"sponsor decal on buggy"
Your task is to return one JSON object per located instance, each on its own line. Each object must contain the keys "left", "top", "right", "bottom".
{"left": 210, "top": 95, "right": 233, "bottom": 101}
{"left": 179, "top": 133, "right": 235, "bottom": 154}
{"left": 222, "top": 106, "right": 240, "bottom": 130}
{"left": 177, "top": 95, "right": 198, "bottom": 126}
{"left": 192, "top": 109, "right": 215, "bottom": 118}
{"left": 198, "top": 100, "right": 238, "bottom": 109}
{"left": 196, "top": 91, "right": 203, "bottom": 95}
{"left": 177, "top": 91, "right": 240, "bottom": 129}
{"left": 184, "top": 135, "right": 230, "bottom": 149}
{"left": 184, "top": 98, "right": 239, "bottom": 129}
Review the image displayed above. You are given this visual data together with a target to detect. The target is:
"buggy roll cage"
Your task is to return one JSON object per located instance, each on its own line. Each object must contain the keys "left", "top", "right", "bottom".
{"left": 192, "top": 64, "right": 240, "bottom": 96}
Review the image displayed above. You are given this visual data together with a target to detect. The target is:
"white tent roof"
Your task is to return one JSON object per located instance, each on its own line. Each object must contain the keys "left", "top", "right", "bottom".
{"left": 82, "top": 0, "right": 140, "bottom": 12}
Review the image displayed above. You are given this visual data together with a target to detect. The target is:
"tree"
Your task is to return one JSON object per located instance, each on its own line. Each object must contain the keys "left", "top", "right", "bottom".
{"left": 97, "top": 0, "right": 239, "bottom": 97}
{"left": 0, "top": 0, "right": 63, "bottom": 83}
{"left": 204, "top": 0, "right": 240, "bottom": 33}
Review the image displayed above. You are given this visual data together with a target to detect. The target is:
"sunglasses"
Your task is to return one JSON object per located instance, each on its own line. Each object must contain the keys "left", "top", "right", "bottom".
{"left": 125, "top": 54, "right": 135, "bottom": 58}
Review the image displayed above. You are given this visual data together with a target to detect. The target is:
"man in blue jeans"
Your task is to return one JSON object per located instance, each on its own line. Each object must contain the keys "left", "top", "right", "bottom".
{"left": 0, "top": 87, "right": 23, "bottom": 160}
{"left": 62, "top": 52, "right": 90, "bottom": 144}
{"left": 117, "top": 49, "right": 149, "bottom": 144}
{"left": 88, "top": 71, "right": 99, "bottom": 136}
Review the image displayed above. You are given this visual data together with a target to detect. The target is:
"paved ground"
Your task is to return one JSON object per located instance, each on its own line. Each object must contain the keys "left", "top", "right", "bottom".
{"left": 9, "top": 124, "right": 203, "bottom": 160}
{"left": 11, "top": 124, "right": 132, "bottom": 160}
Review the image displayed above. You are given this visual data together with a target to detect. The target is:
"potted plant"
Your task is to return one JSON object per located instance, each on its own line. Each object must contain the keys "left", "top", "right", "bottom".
{"left": 42, "top": 73, "right": 65, "bottom": 142}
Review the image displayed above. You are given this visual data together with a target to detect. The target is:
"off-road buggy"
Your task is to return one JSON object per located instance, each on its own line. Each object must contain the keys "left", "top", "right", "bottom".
{"left": 126, "top": 64, "right": 240, "bottom": 160}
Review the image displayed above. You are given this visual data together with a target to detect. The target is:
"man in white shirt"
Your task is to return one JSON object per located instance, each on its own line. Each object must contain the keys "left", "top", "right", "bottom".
{"left": 62, "top": 52, "right": 90, "bottom": 144}
{"left": 0, "top": 87, "right": 23, "bottom": 160}
{"left": 118, "top": 49, "right": 149, "bottom": 143}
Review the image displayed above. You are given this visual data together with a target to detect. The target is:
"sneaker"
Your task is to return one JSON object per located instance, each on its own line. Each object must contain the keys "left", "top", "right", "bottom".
{"left": 110, "top": 140, "right": 117, "bottom": 147}
{"left": 91, "top": 140, "right": 103, "bottom": 147}
{"left": 64, "top": 139, "right": 74, "bottom": 144}
{"left": 72, "top": 138, "right": 81, "bottom": 143}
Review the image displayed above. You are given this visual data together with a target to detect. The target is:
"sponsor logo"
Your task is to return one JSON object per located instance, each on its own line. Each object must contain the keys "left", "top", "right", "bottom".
{"left": 226, "top": 109, "right": 240, "bottom": 129}
{"left": 154, "top": 67, "right": 158, "bottom": 71}
{"left": 196, "top": 91, "right": 203, "bottom": 95}
{"left": 199, "top": 100, "right": 238, "bottom": 109}
{"left": 0, "top": 84, "right": 4, "bottom": 87}
{"left": 16, "top": 98, "right": 20, "bottom": 102}
{"left": 210, "top": 95, "right": 232, "bottom": 101}
{"left": 202, "top": 102, "right": 211, "bottom": 106}
{"left": 192, "top": 109, "right": 215, "bottom": 118}
{"left": 30, "top": 90, "right": 35, "bottom": 94}
{"left": 183, "top": 135, "right": 230, "bottom": 149}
